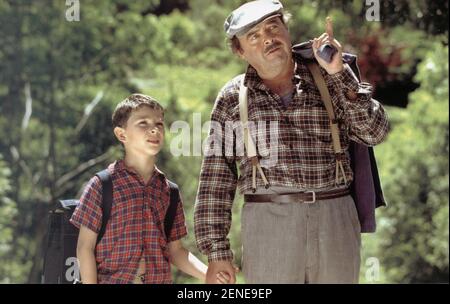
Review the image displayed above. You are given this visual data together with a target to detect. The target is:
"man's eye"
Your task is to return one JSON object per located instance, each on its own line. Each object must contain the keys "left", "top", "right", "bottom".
{"left": 249, "top": 34, "right": 258, "bottom": 41}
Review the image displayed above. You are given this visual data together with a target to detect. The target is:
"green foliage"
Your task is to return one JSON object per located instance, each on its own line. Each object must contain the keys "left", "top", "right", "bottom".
{"left": 0, "top": 155, "right": 31, "bottom": 283}
{"left": 366, "top": 40, "right": 449, "bottom": 283}
{"left": 0, "top": 0, "right": 447, "bottom": 284}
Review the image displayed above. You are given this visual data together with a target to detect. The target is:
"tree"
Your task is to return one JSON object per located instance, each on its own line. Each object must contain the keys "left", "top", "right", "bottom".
{"left": 0, "top": 0, "right": 447, "bottom": 284}
{"left": 0, "top": 155, "right": 29, "bottom": 283}
{"left": 373, "top": 38, "right": 448, "bottom": 283}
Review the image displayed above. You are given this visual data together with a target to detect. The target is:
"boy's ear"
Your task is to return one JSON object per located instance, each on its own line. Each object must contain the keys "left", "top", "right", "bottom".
{"left": 114, "top": 126, "right": 126, "bottom": 143}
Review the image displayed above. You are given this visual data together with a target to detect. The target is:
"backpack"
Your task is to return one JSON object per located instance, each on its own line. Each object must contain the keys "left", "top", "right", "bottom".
{"left": 41, "top": 169, "right": 180, "bottom": 284}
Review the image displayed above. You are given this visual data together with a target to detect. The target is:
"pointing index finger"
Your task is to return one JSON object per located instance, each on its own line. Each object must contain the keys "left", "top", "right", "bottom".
{"left": 326, "top": 16, "right": 333, "bottom": 40}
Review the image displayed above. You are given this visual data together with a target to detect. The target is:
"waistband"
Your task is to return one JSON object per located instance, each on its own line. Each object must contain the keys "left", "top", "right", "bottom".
{"left": 244, "top": 188, "right": 350, "bottom": 204}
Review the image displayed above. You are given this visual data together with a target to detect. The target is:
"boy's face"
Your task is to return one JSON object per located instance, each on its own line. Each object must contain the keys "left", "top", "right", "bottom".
{"left": 114, "top": 106, "right": 165, "bottom": 157}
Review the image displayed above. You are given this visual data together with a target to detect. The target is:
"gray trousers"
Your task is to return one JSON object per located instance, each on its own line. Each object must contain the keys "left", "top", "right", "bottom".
{"left": 241, "top": 190, "right": 361, "bottom": 284}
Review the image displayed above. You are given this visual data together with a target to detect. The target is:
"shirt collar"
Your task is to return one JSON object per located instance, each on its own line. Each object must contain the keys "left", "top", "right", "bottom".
{"left": 242, "top": 52, "right": 310, "bottom": 105}
{"left": 243, "top": 64, "right": 268, "bottom": 91}
{"left": 114, "top": 159, "right": 165, "bottom": 180}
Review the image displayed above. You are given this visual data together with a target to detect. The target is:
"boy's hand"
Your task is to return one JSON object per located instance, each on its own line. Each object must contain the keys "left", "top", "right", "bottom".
{"left": 206, "top": 260, "right": 238, "bottom": 284}
{"left": 216, "top": 266, "right": 240, "bottom": 284}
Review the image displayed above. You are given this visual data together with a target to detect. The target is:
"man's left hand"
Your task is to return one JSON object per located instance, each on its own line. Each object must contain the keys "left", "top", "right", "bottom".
{"left": 312, "top": 17, "right": 344, "bottom": 75}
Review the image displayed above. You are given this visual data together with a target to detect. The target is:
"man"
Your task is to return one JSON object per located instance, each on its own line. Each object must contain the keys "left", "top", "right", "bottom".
{"left": 194, "top": 0, "right": 389, "bottom": 284}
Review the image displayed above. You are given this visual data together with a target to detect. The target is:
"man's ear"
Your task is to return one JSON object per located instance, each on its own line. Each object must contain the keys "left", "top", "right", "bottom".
{"left": 114, "top": 126, "right": 126, "bottom": 143}
{"left": 236, "top": 47, "right": 246, "bottom": 60}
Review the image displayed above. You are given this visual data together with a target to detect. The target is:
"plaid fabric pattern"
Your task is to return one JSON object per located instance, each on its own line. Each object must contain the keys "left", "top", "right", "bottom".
{"left": 70, "top": 160, "right": 187, "bottom": 284}
{"left": 194, "top": 53, "right": 389, "bottom": 262}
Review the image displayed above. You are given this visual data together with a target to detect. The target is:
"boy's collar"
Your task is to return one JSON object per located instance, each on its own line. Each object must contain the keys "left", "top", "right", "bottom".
{"left": 115, "top": 159, "right": 165, "bottom": 178}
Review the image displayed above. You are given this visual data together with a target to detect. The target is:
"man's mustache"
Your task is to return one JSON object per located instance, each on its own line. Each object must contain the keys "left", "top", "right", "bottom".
{"left": 264, "top": 42, "right": 282, "bottom": 55}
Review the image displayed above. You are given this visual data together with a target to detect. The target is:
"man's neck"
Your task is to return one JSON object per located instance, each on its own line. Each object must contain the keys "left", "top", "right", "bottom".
{"left": 123, "top": 153, "right": 156, "bottom": 184}
{"left": 261, "top": 59, "right": 295, "bottom": 96}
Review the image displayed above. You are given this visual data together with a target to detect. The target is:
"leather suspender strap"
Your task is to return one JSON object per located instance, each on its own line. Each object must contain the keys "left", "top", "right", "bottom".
{"left": 239, "top": 80, "right": 257, "bottom": 158}
{"left": 239, "top": 79, "right": 270, "bottom": 192}
{"left": 306, "top": 62, "right": 347, "bottom": 186}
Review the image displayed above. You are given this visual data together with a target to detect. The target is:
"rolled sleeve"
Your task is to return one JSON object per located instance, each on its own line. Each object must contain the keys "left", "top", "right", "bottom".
{"left": 208, "top": 249, "right": 234, "bottom": 263}
{"left": 328, "top": 63, "right": 361, "bottom": 93}
{"left": 70, "top": 176, "right": 102, "bottom": 234}
{"left": 326, "top": 64, "right": 390, "bottom": 146}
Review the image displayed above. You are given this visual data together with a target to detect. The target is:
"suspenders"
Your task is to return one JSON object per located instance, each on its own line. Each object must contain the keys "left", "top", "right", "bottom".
{"left": 239, "top": 79, "right": 270, "bottom": 193}
{"left": 306, "top": 62, "right": 347, "bottom": 186}
{"left": 238, "top": 61, "right": 347, "bottom": 192}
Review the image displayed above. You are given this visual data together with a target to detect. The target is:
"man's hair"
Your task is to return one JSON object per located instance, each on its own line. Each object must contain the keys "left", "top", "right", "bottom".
{"left": 112, "top": 93, "right": 164, "bottom": 128}
{"left": 227, "top": 12, "right": 292, "bottom": 55}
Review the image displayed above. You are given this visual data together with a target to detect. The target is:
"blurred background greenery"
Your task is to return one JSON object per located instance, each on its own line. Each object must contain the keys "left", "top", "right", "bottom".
{"left": 0, "top": 0, "right": 448, "bottom": 283}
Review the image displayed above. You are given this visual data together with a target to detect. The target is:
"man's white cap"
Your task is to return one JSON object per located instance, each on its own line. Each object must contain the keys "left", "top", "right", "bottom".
{"left": 224, "top": 0, "right": 284, "bottom": 38}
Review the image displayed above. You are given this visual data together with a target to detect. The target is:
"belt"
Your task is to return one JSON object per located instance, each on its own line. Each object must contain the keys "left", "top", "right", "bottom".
{"left": 244, "top": 188, "right": 350, "bottom": 204}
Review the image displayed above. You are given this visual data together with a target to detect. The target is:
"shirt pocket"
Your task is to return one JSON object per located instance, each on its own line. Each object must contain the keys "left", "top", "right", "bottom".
{"left": 102, "top": 193, "right": 140, "bottom": 264}
{"left": 107, "top": 195, "right": 133, "bottom": 240}
{"left": 295, "top": 87, "right": 332, "bottom": 144}
{"left": 301, "top": 80, "right": 323, "bottom": 106}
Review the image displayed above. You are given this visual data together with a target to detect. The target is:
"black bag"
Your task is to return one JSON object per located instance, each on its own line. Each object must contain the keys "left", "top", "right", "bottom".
{"left": 41, "top": 169, "right": 180, "bottom": 284}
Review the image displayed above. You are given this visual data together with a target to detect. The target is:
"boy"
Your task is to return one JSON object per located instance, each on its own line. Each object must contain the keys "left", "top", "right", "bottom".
{"left": 70, "top": 94, "right": 228, "bottom": 284}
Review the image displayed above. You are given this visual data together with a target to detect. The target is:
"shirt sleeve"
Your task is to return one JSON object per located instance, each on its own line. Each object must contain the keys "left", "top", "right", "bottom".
{"left": 194, "top": 85, "right": 238, "bottom": 263}
{"left": 326, "top": 63, "right": 390, "bottom": 146}
{"left": 167, "top": 190, "right": 188, "bottom": 242}
{"left": 70, "top": 176, "right": 103, "bottom": 234}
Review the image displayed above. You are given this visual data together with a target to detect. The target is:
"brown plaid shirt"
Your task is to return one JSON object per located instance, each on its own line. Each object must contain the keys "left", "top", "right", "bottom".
{"left": 194, "top": 52, "right": 389, "bottom": 262}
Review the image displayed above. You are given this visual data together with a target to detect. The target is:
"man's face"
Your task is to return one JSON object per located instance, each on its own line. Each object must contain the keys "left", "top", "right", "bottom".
{"left": 115, "top": 106, "right": 165, "bottom": 157}
{"left": 237, "top": 16, "right": 292, "bottom": 79}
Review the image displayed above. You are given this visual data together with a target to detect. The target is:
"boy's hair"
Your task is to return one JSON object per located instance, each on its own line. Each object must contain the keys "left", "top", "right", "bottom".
{"left": 112, "top": 93, "right": 164, "bottom": 128}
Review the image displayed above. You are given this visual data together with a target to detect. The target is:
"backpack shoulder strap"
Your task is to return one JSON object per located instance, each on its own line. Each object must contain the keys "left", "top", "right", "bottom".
{"left": 95, "top": 169, "right": 113, "bottom": 245}
{"left": 164, "top": 180, "right": 180, "bottom": 239}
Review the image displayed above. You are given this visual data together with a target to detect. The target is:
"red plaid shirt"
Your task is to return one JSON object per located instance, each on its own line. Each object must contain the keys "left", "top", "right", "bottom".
{"left": 70, "top": 160, "right": 187, "bottom": 284}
